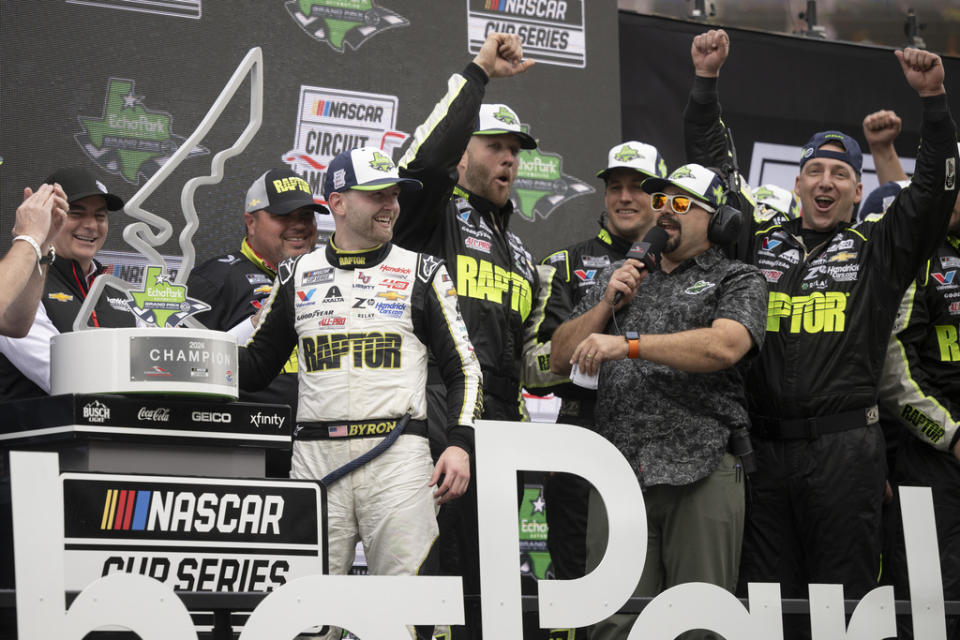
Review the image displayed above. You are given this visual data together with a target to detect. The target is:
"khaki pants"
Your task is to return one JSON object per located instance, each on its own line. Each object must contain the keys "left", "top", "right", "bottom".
{"left": 586, "top": 453, "right": 745, "bottom": 640}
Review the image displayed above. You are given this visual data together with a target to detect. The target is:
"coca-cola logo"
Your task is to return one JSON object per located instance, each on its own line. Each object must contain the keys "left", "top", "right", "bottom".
{"left": 137, "top": 407, "right": 171, "bottom": 423}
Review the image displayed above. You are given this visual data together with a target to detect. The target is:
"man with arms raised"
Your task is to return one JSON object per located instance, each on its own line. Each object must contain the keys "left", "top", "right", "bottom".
{"left": 684, "top": 29, "right": 958, "bottom": 615}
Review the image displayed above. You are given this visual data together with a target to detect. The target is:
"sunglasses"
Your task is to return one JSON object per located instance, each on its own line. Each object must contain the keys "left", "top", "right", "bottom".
{"left": 651, "top": 192, "right": 715, "bottom": 215}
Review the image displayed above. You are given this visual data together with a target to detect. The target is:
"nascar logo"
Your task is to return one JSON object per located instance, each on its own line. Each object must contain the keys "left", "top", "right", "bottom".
{"left": 99, "top": 488, "right": 282, "bottom": 534}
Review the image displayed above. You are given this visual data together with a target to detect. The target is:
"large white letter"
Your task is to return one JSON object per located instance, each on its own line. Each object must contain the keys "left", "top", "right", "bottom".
{"left": 474, "top": 419, "right": 647, "bottom": 634}
{"left": 901, "top": 485, "right": 947, "bottom": 640}
{"left": 10, "top": 451, "right": 197, "bottom": 640}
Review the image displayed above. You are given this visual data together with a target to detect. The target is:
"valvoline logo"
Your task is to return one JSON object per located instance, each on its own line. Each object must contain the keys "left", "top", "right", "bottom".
{"left": 762, "top": 237, "right": 782, "bottom": 251}
{"left": 932, "top": 271, "right": 956, "bottom": 285}
{"left": 574, "top": 269, "right": 596, "bottom": 282}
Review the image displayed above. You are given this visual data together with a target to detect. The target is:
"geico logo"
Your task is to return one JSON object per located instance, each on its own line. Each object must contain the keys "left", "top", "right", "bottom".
{"left": 301, "top": 331, "right": 402, "bottom": 372}
{"left": 766, "top": 291, "right": 847, "bottom": 333}
{"left": 101, "top": 556, "right": 290, "bottom": 593}
{"left": 456, "top": 255, "right": 533, "bottom": 321}
{"left": 191, "top": 411, "right": 232, "bottom": 423}
{"left": 102, "top": 490, "right": 283, "bottom": 535}
{"left": 935, "top": 323, "right": 960, "bottom": 362}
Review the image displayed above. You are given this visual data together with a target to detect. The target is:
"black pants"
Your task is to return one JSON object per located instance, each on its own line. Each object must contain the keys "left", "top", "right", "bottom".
{"left": 738, "top": 425, "right": 886, "bottom": 639}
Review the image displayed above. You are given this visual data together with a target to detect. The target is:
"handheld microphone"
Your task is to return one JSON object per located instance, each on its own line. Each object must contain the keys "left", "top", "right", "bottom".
{"left": 612, "top": 226, "right": 669, "bottom": 305}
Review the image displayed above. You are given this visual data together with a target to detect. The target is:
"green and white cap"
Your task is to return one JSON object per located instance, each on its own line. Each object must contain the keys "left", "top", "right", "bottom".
{"left": 641, "top": 163, "right": 726, "bottom": 210}
{"left": 323, "top": 146, "right": 422, "bottom": 200}
{"left": 473, "top": 104, "right": 537, "bottom": 149}
{"left": 597, "top": 141, "right": 668, "bottom": 181}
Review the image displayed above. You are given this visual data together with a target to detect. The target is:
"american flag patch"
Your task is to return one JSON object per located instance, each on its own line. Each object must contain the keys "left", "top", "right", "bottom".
{"left": 328, "top": 425, "right": 348, "bottom": 438}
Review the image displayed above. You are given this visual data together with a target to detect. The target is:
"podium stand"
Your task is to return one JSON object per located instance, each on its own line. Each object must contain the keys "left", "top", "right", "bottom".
{"left": 0, "top": 393, "right": 291, "bottom": 477}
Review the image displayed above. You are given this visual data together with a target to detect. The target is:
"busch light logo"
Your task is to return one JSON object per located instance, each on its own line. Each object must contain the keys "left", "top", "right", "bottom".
{"left": 83, "top": 400, "right": 111, "bottom": 424}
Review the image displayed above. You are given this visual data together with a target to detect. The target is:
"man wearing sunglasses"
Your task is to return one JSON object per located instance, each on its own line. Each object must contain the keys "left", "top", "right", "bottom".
{"left": 684, "top": 28, "right": 959, "bottom": 615}
{"left": 550, "top": 163, "right": 768, "bottom": 640}
{"left": 538, "top": 141, "right": 668, "bottom": 593}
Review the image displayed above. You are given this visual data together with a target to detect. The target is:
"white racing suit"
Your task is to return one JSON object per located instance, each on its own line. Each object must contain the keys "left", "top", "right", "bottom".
{"left": 239, "top": 240, "right": 482, "bottom": 638}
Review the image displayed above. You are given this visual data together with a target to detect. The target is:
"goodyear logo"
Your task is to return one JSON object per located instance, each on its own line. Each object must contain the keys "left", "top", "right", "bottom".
{"left": 99, "top": 488, "right": 282, "bottom": 535}
{"left": 767, "top": 291, "right": 847, "bottom": 333}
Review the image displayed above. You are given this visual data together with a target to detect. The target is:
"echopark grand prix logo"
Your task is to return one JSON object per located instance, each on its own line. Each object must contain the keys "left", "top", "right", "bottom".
{"left": 284, "top": 0, "right": 409, "bottom": 51}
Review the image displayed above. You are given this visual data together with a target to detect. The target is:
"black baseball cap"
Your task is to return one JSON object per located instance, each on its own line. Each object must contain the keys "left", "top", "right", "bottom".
{"left": 245, "top": 168, "right": 328, "bottom": 215}
{"left": 45, "top": 167, "right": 123, "bottom": 211}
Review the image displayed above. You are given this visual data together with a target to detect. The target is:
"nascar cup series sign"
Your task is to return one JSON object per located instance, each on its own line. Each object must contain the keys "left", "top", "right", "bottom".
{"left": 283, "top": 86, "right": 409, "bottom": 203}
{"left": 467, "top": 0, "right": 586, "bottom": 68}
{"left": 62, "top": 474, "right": 325, "bottom": 593}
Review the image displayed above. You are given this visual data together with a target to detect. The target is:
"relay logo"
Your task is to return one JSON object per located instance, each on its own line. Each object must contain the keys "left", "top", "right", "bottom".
{"left": 467, "top": 0, "right": 586, "bottom": 68}
{"left": 283, "top": 86, "right": 409, "bottom": 203}
{"left": 285, "top": 0, "right": 409, "bottom": 52}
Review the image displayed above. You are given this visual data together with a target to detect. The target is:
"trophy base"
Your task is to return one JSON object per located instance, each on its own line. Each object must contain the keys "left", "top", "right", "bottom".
{"left": 51, "top": 328, "right": 238, "bottom": 399}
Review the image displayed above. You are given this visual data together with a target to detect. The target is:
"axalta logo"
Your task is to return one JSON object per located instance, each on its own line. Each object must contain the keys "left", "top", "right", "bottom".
{"left": 137, "top": 407, "right": 171, "bottom": 423}
{"left": 83, "top": 400, "right": 111, "bottom": 424}
{"left": 191, "top": 411, "right": 232, "bottom": 424}
{"left": 767, "top": 291, "right": 847, "bottom": 333}
{"left": 75, "top": 78, "right": 207, "bottom": 185}
{"left": 99, "top": 488, "right": 282, "bottom": 535}
{"left": 284, "top": 1, "right": 409, "bottom": 52}
{"left": 251, "top": 412, "right": 286, "bottom": 430}
{"left": 283, "top": 86, "right": 408, "bottom": 203}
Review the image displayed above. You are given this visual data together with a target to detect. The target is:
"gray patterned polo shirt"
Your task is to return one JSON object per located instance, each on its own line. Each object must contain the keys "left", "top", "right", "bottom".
{"left": 571, "top": 246, "right": 767, "bottom": 488}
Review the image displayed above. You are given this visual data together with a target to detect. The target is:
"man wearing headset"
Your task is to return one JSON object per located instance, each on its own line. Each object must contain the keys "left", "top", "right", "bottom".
{"left": 550, "top": 164, "right": 768, "bottom": 640}
{"left": 684, "top": 29, "right": 958, "bottom": 614}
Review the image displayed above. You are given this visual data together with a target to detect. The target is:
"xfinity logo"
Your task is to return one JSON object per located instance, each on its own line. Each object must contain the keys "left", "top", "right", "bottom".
{"left": 191, "top": 411, "right": 232, "bottom": 424}
{"left": 137, "top": 407, "right": 171, "bottom": 423}
{"left": 251, "top": 412, "right": 286, "bottom": 430}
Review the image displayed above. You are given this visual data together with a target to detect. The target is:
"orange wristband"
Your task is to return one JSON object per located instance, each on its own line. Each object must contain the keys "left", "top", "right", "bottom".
{"left": 625, "top": 331, "right": 640, "bottom": 359}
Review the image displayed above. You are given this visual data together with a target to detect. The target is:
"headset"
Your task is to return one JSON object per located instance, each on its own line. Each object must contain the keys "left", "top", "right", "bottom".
{"left": 707, "top": 127, "right": 745, "bottom": 246}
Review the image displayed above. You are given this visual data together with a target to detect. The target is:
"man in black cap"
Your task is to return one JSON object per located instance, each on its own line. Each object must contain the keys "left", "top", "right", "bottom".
{"left": 0, "top": 167, "right": 130, "bottom": 400}
{"left": 188, "top": 168, "right": 325, "bottom": 477}
{"left": 684, "top": 28, "right": 959, "bottom": 614}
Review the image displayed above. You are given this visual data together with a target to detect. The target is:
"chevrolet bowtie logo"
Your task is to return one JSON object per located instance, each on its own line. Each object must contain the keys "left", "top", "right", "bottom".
{"left": 48, "top": 292, "right": 74, "bottom": 302}
{"left": 376, "top": 291, "right": 407, "bottom": 301}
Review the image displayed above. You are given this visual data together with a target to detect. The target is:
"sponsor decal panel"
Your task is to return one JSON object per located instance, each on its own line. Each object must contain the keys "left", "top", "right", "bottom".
{"left": 285, "top": 0, "right": 409, "bottom": 51}
{"left": 76, "top": 78, "right": 208, "bottom": 185}
{"left": 466, "top": 0, "right": 586, "bottom": 68}
{"left": 62, "top": 474, "right": 323, "bottom": 592}
{"left": 283, "top": 86, "right": 409, "bottom": 203}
